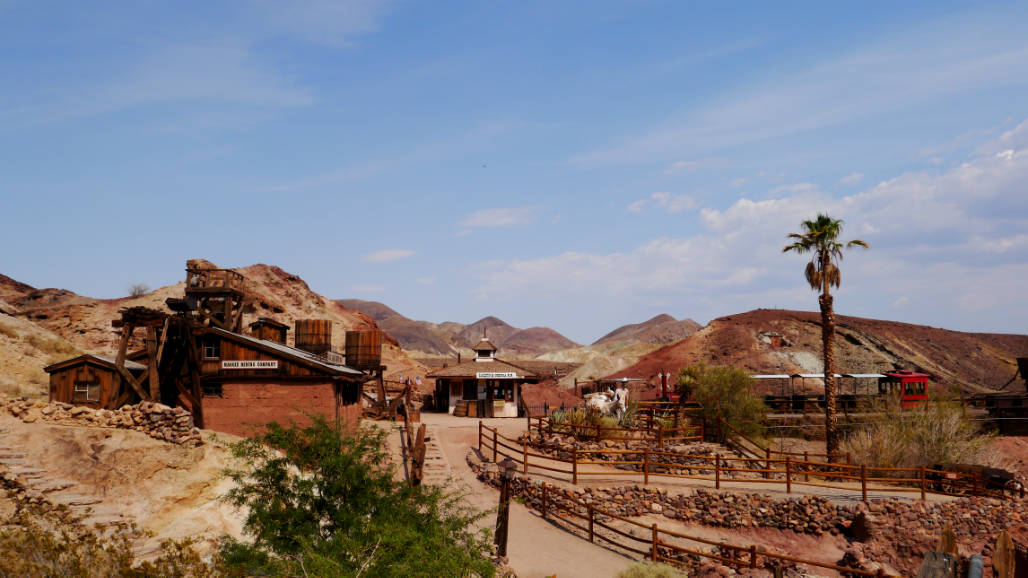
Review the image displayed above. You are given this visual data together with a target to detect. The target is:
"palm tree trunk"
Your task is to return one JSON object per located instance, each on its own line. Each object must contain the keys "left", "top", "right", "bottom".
{"left": 819, "top": 292, "right": 839, "bottom": 454}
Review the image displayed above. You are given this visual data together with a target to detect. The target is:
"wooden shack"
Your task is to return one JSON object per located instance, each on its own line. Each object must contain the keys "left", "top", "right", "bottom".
{"left": 428, "top": 337, "right": 540, "bottom": 417}
{"left": 45, "top": 354, "right": 147, "bottom": 409}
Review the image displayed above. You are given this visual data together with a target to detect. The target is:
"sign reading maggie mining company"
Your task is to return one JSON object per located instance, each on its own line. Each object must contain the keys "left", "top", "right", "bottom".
{"left": 222, "top": 360, "right": 278, "bottom": 370}
{"left": 476, "top": 372, "right": 517, "bottom": 379}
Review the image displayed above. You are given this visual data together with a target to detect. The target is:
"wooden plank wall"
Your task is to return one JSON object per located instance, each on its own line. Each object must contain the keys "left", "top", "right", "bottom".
{"left": 49, "top": 364, "right": 119, "bottom": 409}
{"left": 201, "top": 338, "right": 333, "bottom": 378}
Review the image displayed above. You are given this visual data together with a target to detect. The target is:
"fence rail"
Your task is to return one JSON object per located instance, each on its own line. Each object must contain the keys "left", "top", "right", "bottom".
{"left": 482, "top": 421, "right": 1021, "bottom": 501}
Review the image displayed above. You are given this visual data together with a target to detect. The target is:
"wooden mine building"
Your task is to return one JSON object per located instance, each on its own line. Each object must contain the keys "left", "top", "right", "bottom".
{"left": 46, "top": 263, "right": 373, "bottom": 436}
{"left": 428, "top": 336, "right": 542, "bottom": 418}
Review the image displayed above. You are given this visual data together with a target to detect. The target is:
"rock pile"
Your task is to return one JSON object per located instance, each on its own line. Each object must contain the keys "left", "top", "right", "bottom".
{"left": 2, "top": 397, "right": 203, "bottom": 446}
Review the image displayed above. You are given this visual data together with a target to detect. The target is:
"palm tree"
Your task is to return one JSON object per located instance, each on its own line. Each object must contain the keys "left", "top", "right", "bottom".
{"left": 783, "top": 214, "right": 868, "bottom": 454}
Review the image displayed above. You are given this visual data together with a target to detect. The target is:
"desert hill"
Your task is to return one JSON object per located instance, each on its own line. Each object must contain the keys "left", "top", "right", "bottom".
{"left": 606, "top": 308, "right": 1028, "bottom": 393}
{"left": 593, "top": 313, "right": 702, "bottom": 348}
{"left": 337, "top": 298, "right": 455, "bottom": 355}
{"left": 0, "top": 261, "right": 428, "bottom": 389}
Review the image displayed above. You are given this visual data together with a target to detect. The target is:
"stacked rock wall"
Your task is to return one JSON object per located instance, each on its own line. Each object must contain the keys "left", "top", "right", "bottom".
{"left": 2, "top": 396, "right": 202, "bottom": 446}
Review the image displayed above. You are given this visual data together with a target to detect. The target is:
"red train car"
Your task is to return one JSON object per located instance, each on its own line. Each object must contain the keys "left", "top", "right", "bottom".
{"left": 879, "top": 370, "right": 930, "bottom": 408}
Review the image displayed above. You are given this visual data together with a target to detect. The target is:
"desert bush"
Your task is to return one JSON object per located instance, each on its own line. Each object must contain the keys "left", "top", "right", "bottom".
{"left": 843, "top": 396, "right": 992, "bottom": 469}
{"left": 25, "top": 334, "right": 78, "bottom": 357}
{"left": 677, "top": 363, "right": 767, "bottom": 439}
{"left": 0, "top": 321, "right": 18, "bottom": 340}
{"left": 0, "top": 495, "right": 218, "bottom": 577}
{"left": 618, "top": 396, "right": 640, "bottom": 428}
{"left": 220, "top": 415, "right": 495, "bottom": 577}
{"left": 127, "top": 283, "right": 150, "bottom": 297}
{"left": 550, "top": 408, "right": 621, "bottom": 439}
{"left": 616, "top": 561, "right": 685, "bottom": 577}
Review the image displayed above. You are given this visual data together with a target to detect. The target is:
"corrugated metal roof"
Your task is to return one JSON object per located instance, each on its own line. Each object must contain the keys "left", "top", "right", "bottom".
{"left": 792, "top": 373, "right": 844, "bottom": 378}
{"left": 751, "top": 374, "right": 792, "bottom": 379}
{"left": 842, "top": 373, "right": 887, "bottom": 378}
{"left": 44, "top": 354, "right": 146, "bottom": 373}
{"left": 209, "top": 327, "right": 364, "bottom": 376}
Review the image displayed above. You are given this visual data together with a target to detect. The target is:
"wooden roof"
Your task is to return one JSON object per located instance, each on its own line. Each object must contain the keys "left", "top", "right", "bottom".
{"left": 44, "top": 354, "right": 146, "bottom": 374}
{"left": 427, "top": 358, "right": 538, "bottom": 379}
{"left": 205, "top": 327, "right": 365, "bottom": 378}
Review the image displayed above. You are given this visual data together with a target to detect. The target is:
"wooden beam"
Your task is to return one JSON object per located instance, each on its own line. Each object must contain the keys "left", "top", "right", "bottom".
{"left": 114, "top": 364, "right": 150, "bottom": 401}
{"left": 146, "top": 326, "right": 160, "bottom": 401}
{"left": 185, "top": 328, "right": 204, "bottom": 428}
{"left": 155, "top": 317, "right": 170, "bottom": 366}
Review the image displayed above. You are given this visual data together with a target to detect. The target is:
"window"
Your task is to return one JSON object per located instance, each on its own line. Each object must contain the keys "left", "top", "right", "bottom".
{"left": 202, "top": 337, "right": 221, "bottom": 359}
{"left": 203, "top": 383, "right": 223, "bottom": 397}
{"left": 73, "top": 381, "right": 100, "bottom": 403}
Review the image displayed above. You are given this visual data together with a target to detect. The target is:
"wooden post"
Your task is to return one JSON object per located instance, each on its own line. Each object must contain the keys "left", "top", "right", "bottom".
{"left": 804, "top": 451, "right": 809, "bottom": 482}
{"left": 925, "top": 462, "right": 933, "bottom": 499}
{"left": 651, "top": 523, "right": 658, "bottom": 562}
{"left": 861, "top": 464, "right": 868, "bottom": 502}
{"left": 572, "top": 446, "right": 578, "bottom": 485}
{"left": 588, "top": 503, "right": 594, "bottom": 543}
{"left": 478, "top": 420, "right": 482, "bottom": 452}
{"left": 765, "top": 448, "right": 771, "bottom": 480}
{"left": 785, "top": 457, "right": 791, "bottom": 494}
{"left": 846, "top": 452, "right": 852, "bottom": 465}
{"left": 643, "top": 446, "right": 650, "bottom": 485}
{"left": 523, "top": 441, "right": 528, "bottom": 475}
{"left": 541, "top": 483, "right": 548, "bottom": 520}
{"left": 750, "top": 544, "right": 758, "bottom": 568}
{"left": 939, "top": 526, "right": 957, "bottom": 554}
{"left": 972, "top": 472, "right": 979, "bottom": 497}
{"left": 715, "top": 454, "right": 721, "bottom": 490}
{"left": 495, "top": 465, "right": 512, "bottom": 557}
{"left": 657, "top": 426, "right": 664, "bottom": 450}
{"left": 993, "top": 530, "right": 1015, "bottom": 578}
{"left": 492, "top": 429, "right": 498, "bottom": 463}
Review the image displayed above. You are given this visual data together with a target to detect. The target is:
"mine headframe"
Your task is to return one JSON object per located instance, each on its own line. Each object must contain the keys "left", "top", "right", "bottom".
{"left": 184, "top": 265, "right": 247, "bottom": 333}
{"left": 111, "top": 304, "right": 205, "bottom": 427}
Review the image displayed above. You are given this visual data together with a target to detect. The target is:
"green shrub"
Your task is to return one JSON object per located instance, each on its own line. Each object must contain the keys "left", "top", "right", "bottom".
{"left": 843, "top": 396, "right": 992, "bottom": 469}
{"left": 220, "top": 415, "right": 495, "bottom": 577}
{"left": 677, "top": 363, "right": 767, "bottom": 439}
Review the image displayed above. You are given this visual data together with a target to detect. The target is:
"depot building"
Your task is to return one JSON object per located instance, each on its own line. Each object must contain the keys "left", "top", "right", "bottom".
{"left": 428, "top": 337, "right": 540, "bottom": 418}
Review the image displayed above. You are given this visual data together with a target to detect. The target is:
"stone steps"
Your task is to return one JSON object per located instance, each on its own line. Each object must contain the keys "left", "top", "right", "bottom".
{"left": 28, "top": 478, "right": 77, "bottom": 493}
{"left": 49, "top": 493, "right": 102, "bottom": 506}
{"left": 8, "top": 467, "right": 46, "bottom": 479}
{"left": 420, "top": 427, "right": 452, "bottom": 486}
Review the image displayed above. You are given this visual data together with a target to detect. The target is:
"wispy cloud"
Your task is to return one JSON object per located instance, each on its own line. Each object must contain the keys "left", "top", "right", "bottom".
{"left": 663, "top": 160, "right": 703, "bottom": 175}
{"left": 837, "top": 173, "right": 864, "bottom": 186}
{"left": 243, "top": 0, "right": 394, "bottom": 46}
{"left": 570, "top": 9, "right": 1028, "bottom": 166}
{"left": 731, "top": 177, "right": 749, "bottom": 188}
{"left": 416, "top": 276, "right": 436, "bottom": 285}
{"left": 349, "top": 284, "right": 385, "bottom": 293}
{"left": 628, "top": 192, "right": 699, "bottom": 214}
{"left": 363, "top": 249, "right": 415, "bottom": 262}
{"left": 459, "top": 207, "right": 534, "bottom": 228}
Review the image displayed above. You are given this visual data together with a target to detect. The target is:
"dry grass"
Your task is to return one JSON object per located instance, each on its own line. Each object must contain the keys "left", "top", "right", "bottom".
{"left": 0, "top": 321, "right": 18, "bottom": 340}
{"left": 24, "top": 334, "right": 79, "bottom": 357}
{"left": 843, "top": 398, "right": 993, "bottom": 469}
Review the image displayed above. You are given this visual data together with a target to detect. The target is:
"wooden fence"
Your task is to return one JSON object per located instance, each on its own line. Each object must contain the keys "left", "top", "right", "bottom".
{"left": 526, "top": 416, "right": 703, "bottom": 449}
{"left": 482, "top": 421, "right": 1019, "bottom": 501}
{"left": 509, "top": 473, "right": 895, "bottom": 576}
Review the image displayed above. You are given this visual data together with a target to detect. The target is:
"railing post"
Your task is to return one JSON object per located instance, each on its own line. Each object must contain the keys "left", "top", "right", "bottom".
{"left": 925, "top": 462, "right": 933, "bottom": 499}
{"left": 750, "top": 544, "right": 757, "bottom": 568}
{"left": 846, "top": 452, "right": 852, "bottom": 465}
{"left": 715, "top": 454, "right": 721, "bottom": 490}
{"left": 541, "top": 482, "right": 548, "bottom": 519}
{"left": 786, "top": 457, "right": 791, "bottom": 494}
{"left": 699, "top": 419, "right": 704, "bottom": 442}
{"left": 657, "top": 426, "right": 664, "bottom": 450}
{"left": 588, "top": 503, "right": 594, "bottom": 542}
{"left": 651, "top": 523, "right": 658, "bottom": 562}
{"left": 492, "top": 429, "right": 498, "bottom": 463}
{"left": 861, "top": 464, "right": 868, "bottom": 502}
{"left": 523, "top": 441, "right": 528, "bottom": 475}
{"left": 644, "top": 446, "right": 650, "bottom": 485}
{"left": 572, "top": 446, "right": 579, "bottom": 485}
{"left": 765, "top": 448, "right": 771, "bottom": 480}
{"left": 804, "top": 451, "right": 809, "bottom": 482}
{"left": 478, "top": 420, "right": 482, "bottom": 452}
{"left": 972, "top": 472, "right": 979, "bottom": 497}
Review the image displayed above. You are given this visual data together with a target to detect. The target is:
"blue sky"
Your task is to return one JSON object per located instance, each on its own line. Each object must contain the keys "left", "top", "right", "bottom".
{"left": 2, "top": 1, "right": 1027, "bottom": 344}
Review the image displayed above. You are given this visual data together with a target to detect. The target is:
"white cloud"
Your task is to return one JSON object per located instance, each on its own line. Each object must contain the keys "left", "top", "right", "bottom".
{"left": 731, "top": 177, "right": 749, "bottom": 187}
{"left": 477, "top": 123, "right": 1028, "bottom": 333}
{"left": 663, "top": 160, "right": 703, "bottom": 174}
{"left": 837, "top": 172, "right": 864, "bottom": 186}
{"left": 628, "top": 192, "right": 699, "bottom": 214}
{"left": 363, "top": 249, "right": 415, "bottom": 262}
{"left": 416, "top": 276, "right": 436, "bottom": 285}
{"left": 459, "top": 207, "right": 534, "bottom": 228}
{"left": 244, "top": 0, "right": 393, "bottom": 46}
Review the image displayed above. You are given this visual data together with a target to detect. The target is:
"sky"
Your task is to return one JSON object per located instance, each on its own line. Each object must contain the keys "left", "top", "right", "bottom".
{"left": 1, "top": 1, "right": 1027, "bottom": 344}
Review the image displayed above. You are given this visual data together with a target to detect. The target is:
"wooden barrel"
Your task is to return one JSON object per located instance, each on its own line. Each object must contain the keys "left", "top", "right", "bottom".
{"left": 295, "top": 319, "right": 332, "bottom": 354}
{"left": 344, "top": 330, "right": 383, "bottom": 371}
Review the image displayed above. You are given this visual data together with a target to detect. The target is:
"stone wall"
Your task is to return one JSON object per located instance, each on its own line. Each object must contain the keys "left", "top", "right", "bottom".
{"left": 2, "top": 396, "right": 202, "bottom": 446}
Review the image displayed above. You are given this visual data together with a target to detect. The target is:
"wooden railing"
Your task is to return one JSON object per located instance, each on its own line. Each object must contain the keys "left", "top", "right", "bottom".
{"left": 526, "top": 416, "right": 703, "bottom": 449}
{"left": 495, "top": 461, "right": 897, "bottom": 576}
{"left": 481, "top": 421, "right": 1019, "bottom": 501}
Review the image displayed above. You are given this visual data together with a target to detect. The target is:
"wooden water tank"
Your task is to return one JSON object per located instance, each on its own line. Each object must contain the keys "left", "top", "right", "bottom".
{"left": 250, "top": 317, "right": 289, "bottom": 344}
{"left": 345, "top": 330, "right": 383, "bottom": 371}
{"left": 295, "top": 319, "right": 332, "bottom": 354}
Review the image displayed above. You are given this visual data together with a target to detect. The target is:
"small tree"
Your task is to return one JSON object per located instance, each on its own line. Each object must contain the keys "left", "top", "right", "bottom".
{"left": 128, "top": 283, "right": 150, "bottom": 297}
{"left": 220, "top": 416, "right": 495, "bottom": 577}
{"left": 677, "top": 363, "right": 767, "bottom": 439}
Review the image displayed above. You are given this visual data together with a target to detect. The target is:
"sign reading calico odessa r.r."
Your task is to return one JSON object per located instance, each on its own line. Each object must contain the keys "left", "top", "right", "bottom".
{"left": 222, "top": 360, "right": 279, "bottom": 369}
{"left": 476, "top": 372, "right": 517, "bottom": 379}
